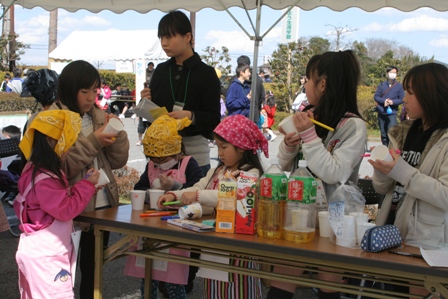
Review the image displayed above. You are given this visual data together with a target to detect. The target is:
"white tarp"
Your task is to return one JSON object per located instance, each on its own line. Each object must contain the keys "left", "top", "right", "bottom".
{"left": 48, "top": 30, "right": 168, "bottom": 62}
{"left": 4, "top": 0, "right": 448, "bottom": 13}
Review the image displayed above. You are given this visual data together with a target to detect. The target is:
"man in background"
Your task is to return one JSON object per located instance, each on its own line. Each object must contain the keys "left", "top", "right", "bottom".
{"left": 236, "top": 55, "right": 265, "bottom": 127}
{"left": 373, "top": 65, "right": 404, "bottom": 146}
{"left": 146, "top": 62, "right": 155, "bottom": 85}
{"left": 8, "top": 68, "right": 23, "bottom": 94}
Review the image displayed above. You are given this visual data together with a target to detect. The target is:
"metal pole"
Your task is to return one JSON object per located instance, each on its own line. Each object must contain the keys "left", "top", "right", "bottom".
{"left": 249, "top": 1, "right": 262, "bottom": 122}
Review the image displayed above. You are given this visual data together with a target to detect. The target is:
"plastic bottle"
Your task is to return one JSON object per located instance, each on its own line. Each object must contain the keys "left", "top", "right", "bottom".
{"left": 284, "top": 160, "right": 317, "bottom": 243}
{"left": 386, "top": 106, "right": 392, "bottom": 115}
{"left": 257, "top": 157, "right": 287, "bottom": 239}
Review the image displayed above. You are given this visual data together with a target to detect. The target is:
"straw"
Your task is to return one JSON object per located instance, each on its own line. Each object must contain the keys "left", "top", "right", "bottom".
{"left": 310, "top": 118, "right": 334, "bottom": 132}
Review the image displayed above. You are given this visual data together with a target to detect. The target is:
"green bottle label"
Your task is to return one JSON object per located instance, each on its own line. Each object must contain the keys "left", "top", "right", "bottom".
{"left": 287, "top": 176, "right": 317, "bottom": 204}
{"left": 259, "top": 174, "right": 287, "bottom": 201}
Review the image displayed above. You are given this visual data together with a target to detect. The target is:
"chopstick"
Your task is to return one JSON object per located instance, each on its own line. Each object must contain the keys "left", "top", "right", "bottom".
{"left": 310, "top": 118, "right": 334, "bottom": 132}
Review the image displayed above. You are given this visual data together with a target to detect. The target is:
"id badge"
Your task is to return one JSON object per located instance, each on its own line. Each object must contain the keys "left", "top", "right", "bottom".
{"left": 173, "top": 101, "right": 184, "bottom": 111}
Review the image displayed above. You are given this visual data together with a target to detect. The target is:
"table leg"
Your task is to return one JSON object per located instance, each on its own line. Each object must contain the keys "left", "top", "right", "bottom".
{"left": 144, "top": 258, "right": 152, "bottom": 299}
{"left": 93, "top": 227, "right": 104, "bottom": 299}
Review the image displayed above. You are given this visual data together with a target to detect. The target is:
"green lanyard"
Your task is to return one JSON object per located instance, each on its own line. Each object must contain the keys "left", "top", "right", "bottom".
{"left": 169, "top": 65, "right": 191, "bottom": 104}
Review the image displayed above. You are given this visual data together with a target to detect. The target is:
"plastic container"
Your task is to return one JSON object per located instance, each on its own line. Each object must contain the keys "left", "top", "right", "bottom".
{"left": 314, "top": 178, "right": 328, "bottom": 228}
{"left": 257, "top": 157, "right": 287, "bottom": 239}
{"left": 284, "top": 160, "right": 317, "bottom": 243}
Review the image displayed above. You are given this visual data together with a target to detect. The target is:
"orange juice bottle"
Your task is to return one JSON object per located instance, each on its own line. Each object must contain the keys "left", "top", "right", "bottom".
{"left": 257, "top": 157, "right": 287, "bottom": 239}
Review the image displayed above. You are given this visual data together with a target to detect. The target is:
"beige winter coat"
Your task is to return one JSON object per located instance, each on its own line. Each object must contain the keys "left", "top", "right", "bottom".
{"left": 374, "top": 120, "right": 448, "bottom": 248}
{"left": 49, "top": 103, "right": 129, "bottom": 229}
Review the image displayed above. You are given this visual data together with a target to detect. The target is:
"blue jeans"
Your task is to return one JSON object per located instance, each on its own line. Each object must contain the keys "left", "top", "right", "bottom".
{"left": 378, "top": 113, "right": 397, "bottom": 146}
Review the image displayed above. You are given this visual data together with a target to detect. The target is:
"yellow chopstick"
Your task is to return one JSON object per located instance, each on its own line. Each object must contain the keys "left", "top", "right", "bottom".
{"left": 310, "top": 118, "right": 334, "bottom": 132}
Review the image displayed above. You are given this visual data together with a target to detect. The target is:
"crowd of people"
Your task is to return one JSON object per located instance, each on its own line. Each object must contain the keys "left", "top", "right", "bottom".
{"left": 1, "top": 9, "right": 447, "bottom": 299}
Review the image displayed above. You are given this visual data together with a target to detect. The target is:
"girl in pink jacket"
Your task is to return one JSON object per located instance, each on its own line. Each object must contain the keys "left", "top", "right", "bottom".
{"left": 14, "top": 110, "right": 100, "bottom": 299}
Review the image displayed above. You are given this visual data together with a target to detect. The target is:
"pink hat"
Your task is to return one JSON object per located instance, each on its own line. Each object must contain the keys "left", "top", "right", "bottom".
{"left": 214, "top": 115, "right": 269, "bottom": 158}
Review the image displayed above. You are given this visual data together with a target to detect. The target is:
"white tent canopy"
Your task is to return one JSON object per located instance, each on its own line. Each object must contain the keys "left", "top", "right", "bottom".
{"left": 49, "top": 30, "right": 168, "bottom": 62}
{"left": 3, "top": 0, "right": 448, "bottom": 13}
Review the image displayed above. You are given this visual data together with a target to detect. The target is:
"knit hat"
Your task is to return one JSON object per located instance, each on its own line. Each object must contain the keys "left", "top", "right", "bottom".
{"left": 213, "top": 114, "right": 269, "bottom": 157}
{"left": 20, "top": 110, "right": 82, "bottom": 159}
{"left": 23, "top": 69, "right": 58, "bottom": 104}
{"left": 142, "top": 115, "right": 191, "bottom": 157}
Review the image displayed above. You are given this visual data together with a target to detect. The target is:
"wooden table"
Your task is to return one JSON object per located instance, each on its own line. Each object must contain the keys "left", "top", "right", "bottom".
{"left": 76, "top": 205, "right": 448, "bottom": 299}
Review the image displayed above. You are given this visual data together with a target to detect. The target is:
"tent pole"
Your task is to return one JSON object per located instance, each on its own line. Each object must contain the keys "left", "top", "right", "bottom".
{"left": 249, "top": 0, "right": 262, "bottom": 122}
{"left": 247, "top": 0, "right": 301, "bottom": 122}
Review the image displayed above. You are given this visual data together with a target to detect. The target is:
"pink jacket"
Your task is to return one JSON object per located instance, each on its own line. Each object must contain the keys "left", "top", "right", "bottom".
{"left": 14, "top": 163, "right": 96, "bottom": 232}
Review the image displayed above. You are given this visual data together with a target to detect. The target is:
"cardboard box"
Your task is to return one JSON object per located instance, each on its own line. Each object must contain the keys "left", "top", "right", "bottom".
{"left": 216, "top": 179, "right": 237, "bottom": 233}
{"left": 235, "top": 171, "right": 259, "bottom": 234}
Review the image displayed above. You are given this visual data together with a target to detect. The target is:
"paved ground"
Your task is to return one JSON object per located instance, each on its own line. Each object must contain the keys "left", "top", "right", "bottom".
{"left": 0, "top": 117, "right": 379, "bottom": 299}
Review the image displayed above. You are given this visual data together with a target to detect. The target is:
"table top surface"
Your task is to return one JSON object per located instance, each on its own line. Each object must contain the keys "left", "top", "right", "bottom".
{"left": 76, "top": 204, "right": 448, "bottom": 279}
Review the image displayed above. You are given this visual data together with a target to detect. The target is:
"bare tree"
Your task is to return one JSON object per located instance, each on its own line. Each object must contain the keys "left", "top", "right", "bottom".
{"left": 325, "top": 24, "right": 357, "bottom": 51}
{"left": 365, "top": 38, "right": 396, "bottom": 61}
{"left": 395, "top": 45, "right": 415, "bottom": 60}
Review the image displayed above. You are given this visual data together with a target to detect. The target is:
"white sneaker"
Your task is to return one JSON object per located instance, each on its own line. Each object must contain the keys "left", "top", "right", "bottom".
{"left": 119, "top": 114, "right": 125, "bottom": 119}
{"left": 131, "top": 114, "right": 137, "bottom": 119}
{"left": 270, "top": 135, "right": 277, "bottom": 142}
{"left": 136, "top": 140, "right": 142, "bottom": 146}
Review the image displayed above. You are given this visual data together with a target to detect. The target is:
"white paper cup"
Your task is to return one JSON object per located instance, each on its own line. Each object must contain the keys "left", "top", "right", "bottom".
{"left": 279, "top": 115, "right": 299, "bottom": 136}
{"left": 178, "top": 202, "right": 202, "bottom": 220}
{"left": 148, "top": 189, "right": 165, "bottom": 209}
{"left": 103, "top": 118, "right": 124, "bottom": 134}
{"left": 349, "top": 212, "right": 369, "bottom": 223}
{"left": 130, "top": 190, "right": 146, "bottom": 210}
{"left": 95, "top": 168, "right": 110, "bottom": 187}
{"left": 356, "top": 222, "right": 376, "bottom": 245}
{"left": 336, "top": 236, "right": 357, "bottom": 247}
{"left": 291, "top": 209, "right": 308, "bottom": 229}
{"left": 342, "top": 215, "right": 356, "bottom": 239}
{"left": 370, "top": 145, "right": 392, "bottom": 162}
{"left": 318, "top": 211, "right": 332, "bottom": 237}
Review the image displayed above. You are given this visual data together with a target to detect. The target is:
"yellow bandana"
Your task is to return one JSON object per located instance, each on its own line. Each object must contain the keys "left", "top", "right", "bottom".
{"left": 142, "top": 115, "right": 191, "bottom": 157}
{"left": 20, "top": 110, "right": 82, "bottom": 159}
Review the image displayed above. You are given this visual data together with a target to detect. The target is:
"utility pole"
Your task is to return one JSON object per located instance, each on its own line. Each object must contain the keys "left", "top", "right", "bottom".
{"left": 190, "top": 12, "right": 196, "bottom": 49}
{"left": 48, "top": 9, "right": 58, "bottom": 55}
{"left": 3, "top": 4, "right": 15, "bottom": 71}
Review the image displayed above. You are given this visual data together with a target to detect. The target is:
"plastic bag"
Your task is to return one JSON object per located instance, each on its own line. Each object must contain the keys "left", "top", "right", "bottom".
{"left": 327, "top": 169, "right": 366, "bottom": 248}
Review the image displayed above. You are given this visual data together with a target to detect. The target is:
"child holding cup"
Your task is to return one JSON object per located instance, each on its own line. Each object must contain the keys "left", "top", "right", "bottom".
{"left": 370, "top": 63, "right": 448, "bottom": 296}
{"left": 125, "top": 115, "right": 203, "bottom": 299}
{"left": 14, "top": 110, "right": 100, "bottom": 299}
{"left": 158, "top": 114, "right": 268, "bottom": 299}
{"left": 269, "top": 50, "right": 367, "bottom": 299}
{"left": 49, "top": 60, "right": 129, "bottom": 299}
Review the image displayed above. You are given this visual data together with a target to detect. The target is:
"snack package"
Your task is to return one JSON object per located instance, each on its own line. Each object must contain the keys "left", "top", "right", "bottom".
{"left": 216, "top": 174, "right": 237, "bottom": 233}
{"left": 235, "top": 171, "right": 259, "bottom": 234}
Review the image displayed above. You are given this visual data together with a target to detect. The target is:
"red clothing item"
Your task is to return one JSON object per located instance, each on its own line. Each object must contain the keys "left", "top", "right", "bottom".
{"left": 14, "top": 163, "right": 96, "bottom": 233}
{"left": 263, "top": 104, "right": 276, "bottom": 128}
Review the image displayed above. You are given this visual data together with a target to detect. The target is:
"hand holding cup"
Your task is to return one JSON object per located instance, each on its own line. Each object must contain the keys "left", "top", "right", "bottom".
{"left": 84, "top": 168, "right": 100, "bottom": 186}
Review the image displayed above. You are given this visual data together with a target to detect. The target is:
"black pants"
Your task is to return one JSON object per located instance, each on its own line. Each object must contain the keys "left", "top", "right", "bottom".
{"left": 79, "top": 228, "right": 110, "bottom": 299}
